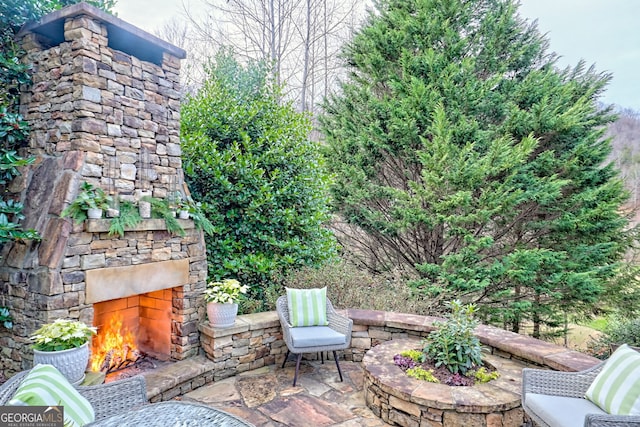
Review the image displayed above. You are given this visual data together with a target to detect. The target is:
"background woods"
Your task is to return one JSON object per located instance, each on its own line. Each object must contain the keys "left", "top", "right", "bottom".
{"left": 1, "top": 0, "right": 639, "bottom": 349}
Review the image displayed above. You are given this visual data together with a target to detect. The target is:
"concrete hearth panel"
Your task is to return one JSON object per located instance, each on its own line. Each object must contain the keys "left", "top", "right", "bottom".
{"left": 86, "top": 259, "right": 189, "bottom": 303}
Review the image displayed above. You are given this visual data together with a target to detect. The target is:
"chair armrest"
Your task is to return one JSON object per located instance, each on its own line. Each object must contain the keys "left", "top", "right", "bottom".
{"left": 327, "top": 310, "right": 353, "bottom": 337}
{"left": 0, "top": 371, "right": 28, "bottom": 404}
{"left": 586, "top": 413, "right": 640, "bottom": 427}
{"left": 325, "top": 299, "right": 353, "bottom": 337}
{"left": 78, "top": 375, "right": 148, "bottom": 420}
{"left": 522, "top": 363, "right": 603, "bottom": 402}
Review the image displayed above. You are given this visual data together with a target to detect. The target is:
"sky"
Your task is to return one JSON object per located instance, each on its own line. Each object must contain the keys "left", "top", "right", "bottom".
{"left": 113, "top": 0, "right": 640, "bottom": 111}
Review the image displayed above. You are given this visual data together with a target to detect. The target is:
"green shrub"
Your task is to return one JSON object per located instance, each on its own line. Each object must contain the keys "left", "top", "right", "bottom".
{"left": 0, "top": 306, "right": 12, "bottom": 329}
{"left": 423, "top": 300, "right": 482, "bottom": 375}
{"left": 472, "top": 367, "right": 500, "bottom": 383}
{"left": 271, "top": 257, "right": 439, "bottom": 314}
{"left": 181, "top": 51, "right": 337, "bottom": 306}
{"left": 587, "top": 316, "right": 640, "bottom": 359}
{"left": 400, "top": 349, "right": 423, "bottom": 362}
{"left": 406, "top": 366, "right": 439, "bottom": 383}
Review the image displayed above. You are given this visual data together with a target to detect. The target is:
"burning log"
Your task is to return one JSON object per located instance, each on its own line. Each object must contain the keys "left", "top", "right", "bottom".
{"left": 90, "top": 313, "right": 143, "bottom": 373}
{"left": 100, "top": 347, "right": 147, "bottom": 374}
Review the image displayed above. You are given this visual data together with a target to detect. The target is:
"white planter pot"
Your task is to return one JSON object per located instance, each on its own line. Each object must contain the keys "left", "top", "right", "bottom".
{"left": 138, "top": 201, "right": 151, "bottom": 218}
{"left": 178, "top": 210, "right": 190, "bottom": 219}
{"left": 207, "top": 302, "right": 238, "bottom": 328}
{"left": 87, "top": 208, "right": 103, "bottom": 219}
{"left": 33, "top": 342, "right": 89, "bottom": 385}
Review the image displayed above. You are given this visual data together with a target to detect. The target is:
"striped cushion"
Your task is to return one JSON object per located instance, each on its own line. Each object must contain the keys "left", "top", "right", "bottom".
{"left": 286, "top": 287, "right": 328, "bottom": 327}
{"left": 585, "top": 344, "right": 640, "bottom": 415}
{"left": 8, "top": 364, "right": 95, "bottom": 427}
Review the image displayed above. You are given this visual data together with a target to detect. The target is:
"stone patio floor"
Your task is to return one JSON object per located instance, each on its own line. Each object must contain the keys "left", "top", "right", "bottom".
{"left": 178, "top": 359, "right": 389, "bottom": 426}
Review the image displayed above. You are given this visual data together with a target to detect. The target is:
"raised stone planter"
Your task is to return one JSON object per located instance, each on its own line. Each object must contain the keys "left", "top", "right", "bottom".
{"left": 362, "top": 338, "right": 525, "bottom": 427}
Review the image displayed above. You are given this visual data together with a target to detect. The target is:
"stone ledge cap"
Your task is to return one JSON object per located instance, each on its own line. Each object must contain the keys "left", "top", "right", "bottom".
{"left": 18, "top": 2, "right": 186, "bottom": 60}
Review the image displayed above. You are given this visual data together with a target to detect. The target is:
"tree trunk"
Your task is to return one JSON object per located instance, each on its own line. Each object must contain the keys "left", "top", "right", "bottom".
{"left": 532, "top": 293, "right": 541, "bottom": 339}
{"left": 300, "top": 0, "right": 311, "bottom": 111}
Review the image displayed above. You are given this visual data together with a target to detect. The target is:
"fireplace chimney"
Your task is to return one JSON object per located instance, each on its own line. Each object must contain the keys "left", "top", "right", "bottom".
{"left": 0, "top": 3, "right": 207, "bottom": 376}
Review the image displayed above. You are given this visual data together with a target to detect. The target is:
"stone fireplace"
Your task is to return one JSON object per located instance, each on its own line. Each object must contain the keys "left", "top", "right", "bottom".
{"left": 0, "top": 3, "right": 208, "bottom": 376}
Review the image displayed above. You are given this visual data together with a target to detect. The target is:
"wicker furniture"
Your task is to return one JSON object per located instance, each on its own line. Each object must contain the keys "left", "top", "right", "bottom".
{"left": 0, "top": 370, "right": 147, "bottom": 420}
{"left": 86, "top": 401, "right": 253, "bottom": 426}
{"left": 522, "top": 362, "right": 640, "bottom": 427}
{"left": 0, "top": 370, "right": 254, "bottom": 426}
{"left": 276, "top": 295, "right": 353, "bottom": 386}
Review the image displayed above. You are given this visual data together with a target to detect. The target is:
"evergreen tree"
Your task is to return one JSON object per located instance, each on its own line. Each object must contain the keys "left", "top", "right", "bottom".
{"left": 181, "top": 51, "right": 337, "bottom": 306}
{"left": 321, "top": 0, "right": 634, "bottom": 333}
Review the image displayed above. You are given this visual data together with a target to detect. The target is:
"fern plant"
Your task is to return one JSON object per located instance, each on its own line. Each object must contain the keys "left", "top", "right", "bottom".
{"left": 185, "top": 201, "right": 215, "bottom": 235}
{"left": 143, "top": 196, "right": 185, "bottom": 236}
{"left": 108, "top": 201, "right": 141, "bottom": 237}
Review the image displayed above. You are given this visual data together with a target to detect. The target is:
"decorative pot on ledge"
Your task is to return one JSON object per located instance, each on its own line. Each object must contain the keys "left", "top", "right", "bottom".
{"left": 87, "top": 208, "right": 103, "bottom": 219}
{"left": 207, "top": 302, "right": 238, "bottom": 328}
{"left": 33, "top": 342, "right": 89, "bottom": 385}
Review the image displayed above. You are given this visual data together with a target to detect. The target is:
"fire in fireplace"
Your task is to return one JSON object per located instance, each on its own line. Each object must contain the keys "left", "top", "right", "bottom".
{"left": 90, "top": 313, "right": 144, "bottom": 373}
{"left": 90, "top": 290, "right": 172, "bottom": 375}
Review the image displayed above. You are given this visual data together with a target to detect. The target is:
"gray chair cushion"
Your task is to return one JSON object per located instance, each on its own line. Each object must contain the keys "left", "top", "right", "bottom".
{"left": 525, "top": 393, "right": 607, "bottom": 427}
{"left": 290, "top": 326, "right": 346, "bottom": 348}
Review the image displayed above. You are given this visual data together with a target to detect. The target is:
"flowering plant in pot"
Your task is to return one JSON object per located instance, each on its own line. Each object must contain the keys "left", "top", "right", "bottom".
{"left": 31, "top": 318, "right": 97, "bottom": 384}
{"left": 205, "top": 279, "right": 249, "bottom": 328}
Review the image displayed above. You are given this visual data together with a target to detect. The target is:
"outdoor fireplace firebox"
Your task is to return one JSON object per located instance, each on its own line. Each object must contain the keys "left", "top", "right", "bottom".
{"left": 0, "top": 3, "right": 208, "bottom": 376}
{"left": 91, "top": 291, "right": 173, "bottom": 373}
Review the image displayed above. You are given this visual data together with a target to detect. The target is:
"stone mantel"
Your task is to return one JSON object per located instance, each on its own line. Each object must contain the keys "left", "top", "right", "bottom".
{"left": 85, "top": 218, "right": 194, "bottom": 233}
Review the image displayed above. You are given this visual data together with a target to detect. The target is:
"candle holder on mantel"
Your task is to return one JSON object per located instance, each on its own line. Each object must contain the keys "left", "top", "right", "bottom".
{"left": 137, "top": 148, "right": 152, "bottom": 218}
{"left": 137, "top": 189, "right": 152, "bottom": 218}
{"left": 106, "top": 158, "right": 120, "bottom": 218}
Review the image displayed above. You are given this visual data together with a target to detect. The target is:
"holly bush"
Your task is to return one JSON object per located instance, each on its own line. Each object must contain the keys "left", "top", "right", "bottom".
{"left": 181, "top": 51, "right": 337, "bottom": 307}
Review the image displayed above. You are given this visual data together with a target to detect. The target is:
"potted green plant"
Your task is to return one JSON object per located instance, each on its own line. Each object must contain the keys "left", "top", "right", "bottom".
{"left": 31, "top": 318, "right": 97, "bottom": 384}
{"left": 61, "top": 181, "right": 111, "bottom": 222}
{"left": 176, "top": 198, "right": 191, "bottom": 219}
{"left": 204, "top": 279, "right": 249, "bottom": 328}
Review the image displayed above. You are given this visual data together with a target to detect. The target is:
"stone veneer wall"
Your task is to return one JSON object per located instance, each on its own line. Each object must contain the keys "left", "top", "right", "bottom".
{"left": 199, "top": 309, "right": 600, "bottom": 382}
{"left": 0, "top": 4, "right": 205, "bottom": 376}
{"left": 198, "top": 312, "right": 286, "bottom": 382}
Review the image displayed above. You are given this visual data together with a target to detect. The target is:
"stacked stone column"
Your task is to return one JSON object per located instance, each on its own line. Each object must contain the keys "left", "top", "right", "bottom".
{"left": 0, "top": 7, "right": 203, "bottom": 376}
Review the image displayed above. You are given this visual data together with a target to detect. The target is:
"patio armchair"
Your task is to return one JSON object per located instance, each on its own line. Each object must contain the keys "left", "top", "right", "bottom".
{"left": 0, "top": 369, "right": 148, "bottom": 420}
{"left": 522, "top": 344, "right": 640, "bottom": 427}
{"left": 277, "top": 293, "right": 352, "bottom": 386}
{"left": 0, "top": 368, "right": 254, "bottom": 426}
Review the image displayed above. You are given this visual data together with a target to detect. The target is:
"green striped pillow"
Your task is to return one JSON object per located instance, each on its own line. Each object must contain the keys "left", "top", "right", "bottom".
{"left": 8, "top": 364, "right": 95, "bottom": 427}
{"left": 286, "top": 287, "right": 329, "bottom": 327}
{"left": 585, "top": 344, "right": 640, "bottom": 415}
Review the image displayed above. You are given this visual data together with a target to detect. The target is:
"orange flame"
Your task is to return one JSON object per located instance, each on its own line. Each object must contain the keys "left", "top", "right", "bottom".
{"left": 90, "top": 313, "right": 138, "bottom": 372}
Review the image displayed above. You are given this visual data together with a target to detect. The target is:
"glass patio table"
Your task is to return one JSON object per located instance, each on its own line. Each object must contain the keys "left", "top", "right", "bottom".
{"left": 87, "top": 401, "right": 254, "bottom": 426}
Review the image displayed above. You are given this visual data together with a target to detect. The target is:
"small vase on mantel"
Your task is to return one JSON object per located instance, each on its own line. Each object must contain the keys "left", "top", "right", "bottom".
{"left": 207, "top": 302, "right": 238, "bottom": 328}
{"left": 137, "top": 189, "right": 152, "bottom": 218}
{"left": 87, "top": 208, "right": 103, "bottom": 219}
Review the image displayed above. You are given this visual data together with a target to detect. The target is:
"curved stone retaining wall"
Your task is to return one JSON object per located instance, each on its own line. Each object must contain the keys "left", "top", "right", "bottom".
{"left": 363, "top": 338, "right": 525, "bottom": 426}
{"left": 198, "top": 308, "right": 600, "bottom": 425}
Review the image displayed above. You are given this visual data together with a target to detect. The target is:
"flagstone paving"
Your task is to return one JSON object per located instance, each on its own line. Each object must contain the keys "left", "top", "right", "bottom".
{"left": 180, "top": 359, "right": 389, "bottom": 426}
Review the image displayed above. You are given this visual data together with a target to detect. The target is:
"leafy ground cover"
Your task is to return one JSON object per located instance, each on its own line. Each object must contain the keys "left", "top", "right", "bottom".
{"left": 393, "top": 352, "right": 499, "bottom": 386}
